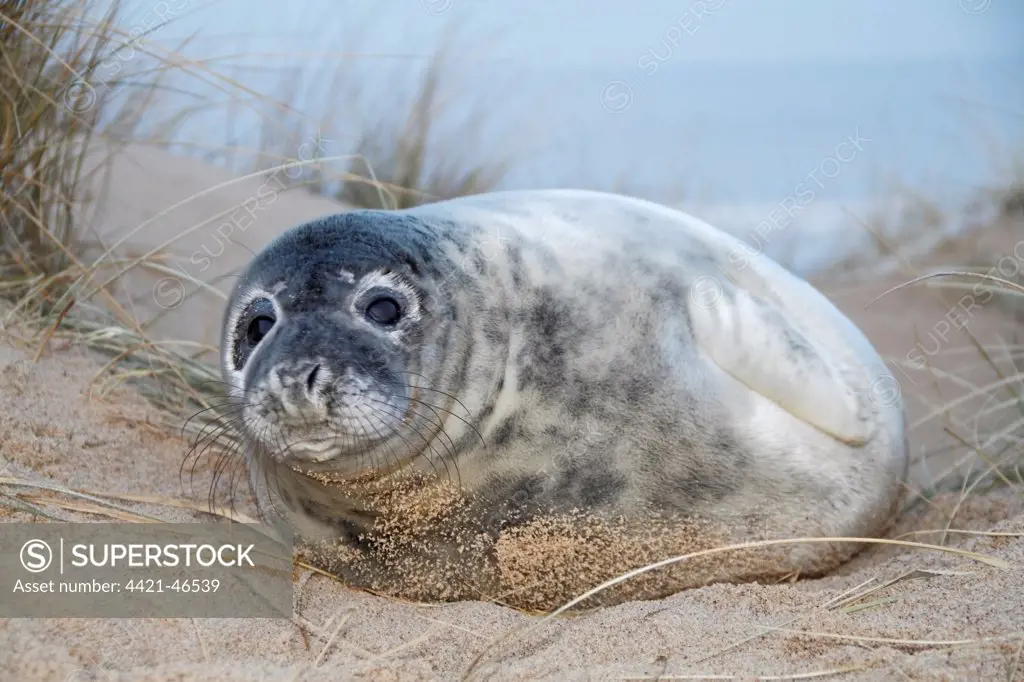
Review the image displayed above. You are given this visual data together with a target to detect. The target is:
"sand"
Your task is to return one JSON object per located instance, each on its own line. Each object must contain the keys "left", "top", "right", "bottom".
{"left": 1, "top": 145, "right": 1022, "bottom": 680}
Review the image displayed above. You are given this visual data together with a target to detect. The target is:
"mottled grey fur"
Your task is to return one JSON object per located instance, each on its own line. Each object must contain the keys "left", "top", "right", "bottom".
{"left": 220, "top": 189, "right": 908, "bottom": 593}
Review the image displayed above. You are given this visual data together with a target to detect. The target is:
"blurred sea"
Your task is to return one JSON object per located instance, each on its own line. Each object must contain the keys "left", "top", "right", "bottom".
{"left": 106, "top": 4, "right": 1021, "bottom": 272}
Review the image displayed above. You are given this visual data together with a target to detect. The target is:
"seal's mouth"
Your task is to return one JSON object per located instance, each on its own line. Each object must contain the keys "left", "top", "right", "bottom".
{"left": 250, "top": 422, "right": 403, "bottom": 473}
{"left": 256, "top": 406, "right": 410, "bottom": 465}
{"left": 241, "top": 367, "right": 416, "bottom": 471}
{"left": 293, "top": 449, "right": 421, "bottom": 484}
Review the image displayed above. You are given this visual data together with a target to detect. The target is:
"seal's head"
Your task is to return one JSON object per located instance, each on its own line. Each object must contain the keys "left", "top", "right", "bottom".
{"left": 221, "top": 211, "right": 456, "bottom": 475}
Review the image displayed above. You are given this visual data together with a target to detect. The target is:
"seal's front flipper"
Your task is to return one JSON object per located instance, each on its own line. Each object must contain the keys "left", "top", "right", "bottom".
{"left": 689, "top": 281, "right": 873, "bottom": 446}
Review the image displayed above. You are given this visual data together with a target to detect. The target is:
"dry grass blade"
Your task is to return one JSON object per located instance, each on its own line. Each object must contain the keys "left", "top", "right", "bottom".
{"left": 464, "top": 536, "right": 1011, "bottom": 678}
{"left": 866, "top": 271, "right": 1024, "bottom": 308}
{"left": 686, "top": 614, "right": 806, "bottom": 667}
{"left": 617, "top": 665, "right": 872, "bottom": 680}
{"left": 314, "top": 608, "right": 354, "bottom": 667}
{"left": 77, "top": 488, "right": 260, "bottom": 524}
{"left": 770, "top": 628, "right": 1023, "bottom": 649}
{"left": 18, "top": 494, "right": 160, "bottom": 522}
{"left": 894, "top": 529, "right": 1024, "bottom": 539}
{"left": 4, "top": 295, "right": 230, "bottom": 426}
{"left": 0, "top": 474, "right": 166, "bottom": 521}
{"left": 75, "top": 152, "right": 368, "bottom": 307}
{"left": 826, "top": 569, "right": 965, "bottom": 612}
{"left": 560, "top": 535, "right": 1007, "bottom": 608}
{"left": 0, "top": 490, "right": 65, "bottom": 520}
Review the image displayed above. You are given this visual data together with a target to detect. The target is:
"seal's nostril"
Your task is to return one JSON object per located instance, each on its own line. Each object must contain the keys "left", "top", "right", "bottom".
{"left": 306, "top": 364, "right": 321, "bottom": 396}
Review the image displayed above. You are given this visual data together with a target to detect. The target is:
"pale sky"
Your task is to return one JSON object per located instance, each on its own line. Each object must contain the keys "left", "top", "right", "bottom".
{"left": 134, "top": 0, "right": 1023, "bottom": 67}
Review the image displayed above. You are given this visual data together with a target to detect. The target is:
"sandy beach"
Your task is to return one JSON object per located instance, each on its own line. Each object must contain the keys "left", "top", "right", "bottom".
{"left": 1, "top": 145, "right": 1022, "bottom": 681}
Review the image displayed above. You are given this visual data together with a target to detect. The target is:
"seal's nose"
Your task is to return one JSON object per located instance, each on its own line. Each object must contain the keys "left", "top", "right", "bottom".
{"left": 305, "top": 363, "right": 324, "bottom": 400}
{"left": 263, "top": 359, "right": 331, "bottom": 420}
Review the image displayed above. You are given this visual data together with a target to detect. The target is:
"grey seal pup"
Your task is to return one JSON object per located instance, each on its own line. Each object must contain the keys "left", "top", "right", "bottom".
{"left": 218, "top": 189, "right": 907, "bottom": 610}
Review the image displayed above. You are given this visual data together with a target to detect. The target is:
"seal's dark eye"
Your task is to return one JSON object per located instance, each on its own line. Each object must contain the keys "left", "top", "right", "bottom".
{"left": 247, "top": 316, "right": 275, "bottom": 345}
{"left": 366, "top": 297, "right": 401, "bottom": 326}
{"left": 231, "top": 297, "right": 276, "bottom": 371}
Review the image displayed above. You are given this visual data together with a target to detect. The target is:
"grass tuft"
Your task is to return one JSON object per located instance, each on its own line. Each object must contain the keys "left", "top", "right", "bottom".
{"left": 250, "top": 44, "right": 512, "bottom": 210}
{"left": 0, "top": 0, "right": 236, "bottom": 452}
{"left": 335, "top": 49, "right": 510, "bottom": 209}
{"left": 0, "top": 0, "right": 119, "bottom": 291}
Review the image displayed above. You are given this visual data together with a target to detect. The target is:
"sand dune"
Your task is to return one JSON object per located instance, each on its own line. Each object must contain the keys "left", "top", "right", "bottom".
{"left": 77, "top": 142, "right": 350, "bottom": 360}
